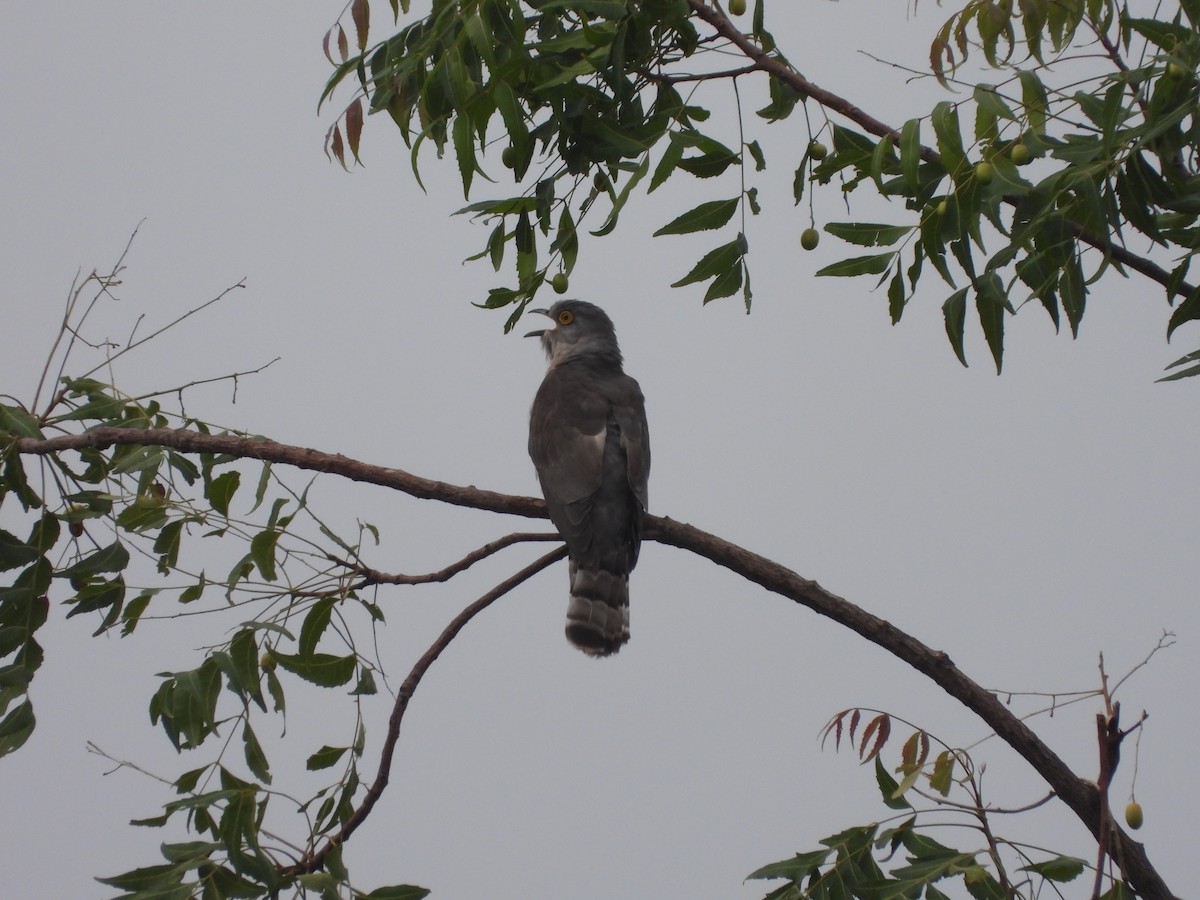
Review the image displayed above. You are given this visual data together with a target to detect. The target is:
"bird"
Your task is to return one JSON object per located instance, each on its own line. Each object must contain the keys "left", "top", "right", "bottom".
{"left": 526, "top": 300, "right": 650, "bottom": 656}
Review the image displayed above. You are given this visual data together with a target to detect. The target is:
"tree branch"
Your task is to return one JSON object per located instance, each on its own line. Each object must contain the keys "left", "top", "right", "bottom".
{"left": 11, "top": 425, "right": 1176, "bottom": 898}
{"left": 683, "top": 0, "right": 1197, "bottom": 305}
{"left": 328, "top": 531, "right": 563, "bottom": 586}
{"left": 279, "top": 544, "right": 568, "bottom": 878}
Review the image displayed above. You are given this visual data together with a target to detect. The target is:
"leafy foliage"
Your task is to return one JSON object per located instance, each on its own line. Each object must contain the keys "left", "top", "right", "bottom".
{"left": 752, "top": 709, "right": 1123, "bottom": 899}
{"left": 0, "top": 266, "right": 423, "bottom": 898}
{"left": 323, "top": 0, "right": 1200, "bottom": 373}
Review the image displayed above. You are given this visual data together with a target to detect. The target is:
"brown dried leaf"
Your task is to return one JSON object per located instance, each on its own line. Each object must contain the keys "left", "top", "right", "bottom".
{"left": 345, "top": 99, "right": 364, "bottom": 163}
{"left": 351, "top": 0, "right": 370, "bottom": 53}
{"left": 901, "top": 731, "right": 920, "bottom": 769}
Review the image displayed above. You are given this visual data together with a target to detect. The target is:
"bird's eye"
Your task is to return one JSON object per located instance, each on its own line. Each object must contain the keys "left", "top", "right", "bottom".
{"left": 557, "top": 310, "right": 574, "bottom": 325}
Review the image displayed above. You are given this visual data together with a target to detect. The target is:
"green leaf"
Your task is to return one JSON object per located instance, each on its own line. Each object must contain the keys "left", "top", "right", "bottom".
{"left": 1167, "top": 285, "right": 1200, "bottom": 338}
{"left": 452, "top": 113, "right": 475, "bottom": 198}
{"left": 888, "top": 270, "right": 907, "bottom": 324}
{"left": 299, "top": 597, "right": 336, "bottom": 657}
{"left": 272, "top": 652, "right": 357, "bottom": 688}
{"left": 1021, "top": 856, "right": 1085, "bottom": 882}
{"left": 358, "top": 886, "right": 432, "bottom": 900}
{"left": 1019, "top": 70, "right": 1049, "bottom": 134}
{"left": 250, "top": 529, "right": 281, "bottom": 582}
{"left": 653, "top": 198, "right": 739, "bottom": 236}
{"left": 0, "top": 698, "right": 35, "bottom": 757}
{"left": 59, "top": 540, "right": 130, "bottom": 579}
{"left": 746, "top": 849, "right": 831, "bottom": 882}
{"left": 943, "top": 288, "right": 970, "bottom": 366}
{"left": 351, "top": 667, "right": 378, "bottom": 695}
{"left": 306, "top": 744, "right": 350, "bottom": 771}
{"left": 95, "top": 863, "right": 187, "bottom": 892}
{"left": 824, "top": 222, "right": 912, "bottom": 247}
{"left": 815, "top": 252, "right": 896, "bottom": 277}
{"left": 0, "top": 530, "right": 40, "bottom": 572}
{"left": 206, "top": 470, "right": 240, "bottom": 518}
{"left": 1157, "top": 347, "right": 1200, "bottom": 381}
{"left": 975, "top": 274, "right": 1008, "bottom": 374}
{"left": 899, "top": 118, "right": 922, "bottom": 191}
{"left": 874, "top": 756, "right": 912, "bottom": 810}
{"left": 931, "top": 101, "right": 967, "bottom": 180}
{"left": 0, "top": 404, "right": 44, "bottom": 440}
{"left": 242, "top": 721, "right": 271, "bottom": 784}
{"left": 670, "top": 237, "right": 745, "bottom": 289}
{"left": 649, "top": 134, "right": 685, "bottom": 193}
{"left": 929, "top": 749, "right": 956, "bottom": 795}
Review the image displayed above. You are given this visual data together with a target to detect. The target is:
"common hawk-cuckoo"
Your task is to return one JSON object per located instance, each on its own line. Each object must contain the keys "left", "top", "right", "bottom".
{"left": 526, "top": 301, "right": 650, "bottom": 656}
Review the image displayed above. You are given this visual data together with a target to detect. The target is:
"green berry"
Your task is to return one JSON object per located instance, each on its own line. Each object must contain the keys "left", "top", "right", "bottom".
{"left": 801, "top": 228, "right": 820, "bottom": 251}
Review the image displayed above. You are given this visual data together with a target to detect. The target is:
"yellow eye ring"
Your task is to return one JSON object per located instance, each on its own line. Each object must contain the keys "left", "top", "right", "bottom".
{"left": 557, "top": 310, "right": 574, "bottom": 325}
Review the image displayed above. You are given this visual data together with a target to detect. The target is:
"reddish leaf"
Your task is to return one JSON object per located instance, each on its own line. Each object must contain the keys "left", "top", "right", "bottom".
{"left": 329, "top": 124, "right": 347, "bottom": 169}
{"left": 848, "top": 708, "right": 861, "bottom": 744}
{"left": 337, "top": 24, "right": 349, "bottom": 61}
{"left": 322, "top": 28, "right": 336, "bottom": 65}
{"left": 900, "top": 730, "right": 931, "bottom": 770}
{"left": 820, "top": 711, "right": 846, "bottom": 751}
{"left": 345, "top": 99, "right": 364, "bottom": 163}
{"left": 351, "top": 0, "right": 370, "bottom": 52}
{"left": 859, "top": 713, "right": 891, "bottom": 762}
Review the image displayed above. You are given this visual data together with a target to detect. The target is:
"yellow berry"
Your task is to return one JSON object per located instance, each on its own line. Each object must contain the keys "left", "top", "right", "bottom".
{"left": 1010, "top": 143, "right": 1031, "bottom": 166}
{"left": 1125, "top": 801, "right": 1144, "bottom": 830}
{"left": 728, "top": 0, "right": 747, "bottom": 15}
{"left": 974, "top": 161, "right": 995, "bottom": 184}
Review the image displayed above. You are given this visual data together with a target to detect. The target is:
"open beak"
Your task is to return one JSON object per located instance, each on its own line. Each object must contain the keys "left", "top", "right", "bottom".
{"left": 524, "top": 308, "right": 552, "bottom": 338}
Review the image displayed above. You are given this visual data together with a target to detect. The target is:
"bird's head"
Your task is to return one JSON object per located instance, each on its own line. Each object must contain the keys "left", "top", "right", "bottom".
{"left": 525, "top": 300, "right": 623, "bottom": 366}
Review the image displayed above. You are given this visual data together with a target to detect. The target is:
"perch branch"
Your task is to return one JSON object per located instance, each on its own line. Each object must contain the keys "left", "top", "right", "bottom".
{"left": 10, "top": 426, "right": 1176, "bottom": 898}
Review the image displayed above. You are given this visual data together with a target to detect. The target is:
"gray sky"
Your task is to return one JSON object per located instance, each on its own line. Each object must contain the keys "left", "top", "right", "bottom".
{"left": 2, "top": 2, "right": 1196, "bottom": 898}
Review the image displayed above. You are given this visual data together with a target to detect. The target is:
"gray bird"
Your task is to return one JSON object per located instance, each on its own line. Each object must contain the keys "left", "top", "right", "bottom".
{"left": 526, "top": 300, "right": 650, "bottom": 656}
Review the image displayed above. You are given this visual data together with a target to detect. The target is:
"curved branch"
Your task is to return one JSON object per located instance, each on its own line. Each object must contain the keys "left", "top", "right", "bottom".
{"left": 684, "top": 0, "right": 1197, "bottom": 304}
{"left": 11, "top": 426, "right": 1175, "bottom": 898}
{"left": 330, "top": 531, "right": 563, "bottom": 586}
{"left": 280, "top": 544, "right": 569, "bottom": 878}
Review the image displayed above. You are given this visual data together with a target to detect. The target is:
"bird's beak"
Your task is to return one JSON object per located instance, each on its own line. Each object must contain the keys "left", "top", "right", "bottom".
{"left": 524, "top": 308, "right": 552, "bottom": 338}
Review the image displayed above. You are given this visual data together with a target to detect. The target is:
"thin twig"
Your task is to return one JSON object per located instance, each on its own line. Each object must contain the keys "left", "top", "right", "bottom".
{"left": 280, "top": 544, "right": 568, "bottom": 877}
{"left": 327, "top": 531, "right": 563, "bottom": 586}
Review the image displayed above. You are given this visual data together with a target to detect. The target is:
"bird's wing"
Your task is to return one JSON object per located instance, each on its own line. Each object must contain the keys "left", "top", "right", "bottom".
{"left": 529, "top": 367, "right": 609, "bottom": 510}
{"left": 608, "top": 374, "right": 650, "bottom": 512}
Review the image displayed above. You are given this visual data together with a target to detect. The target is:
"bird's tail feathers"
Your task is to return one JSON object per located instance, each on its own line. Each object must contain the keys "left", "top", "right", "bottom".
{"left": 565, "top": 566, "right": 630, "bottom": 656}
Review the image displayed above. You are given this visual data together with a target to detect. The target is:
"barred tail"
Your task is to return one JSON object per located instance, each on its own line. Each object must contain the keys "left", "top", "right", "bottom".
{"left": 565, "top": 561, "right": 630, "bottom": 656}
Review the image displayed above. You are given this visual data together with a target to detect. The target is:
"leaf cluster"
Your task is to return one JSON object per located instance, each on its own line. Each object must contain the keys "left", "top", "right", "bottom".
{"left": 323, "top": 0, "right": 1200, "bottom": 374}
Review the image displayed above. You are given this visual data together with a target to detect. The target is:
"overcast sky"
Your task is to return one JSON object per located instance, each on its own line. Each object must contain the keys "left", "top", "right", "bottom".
{"left": 2, "top": 2, "right": 1196, "bottom": 898}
